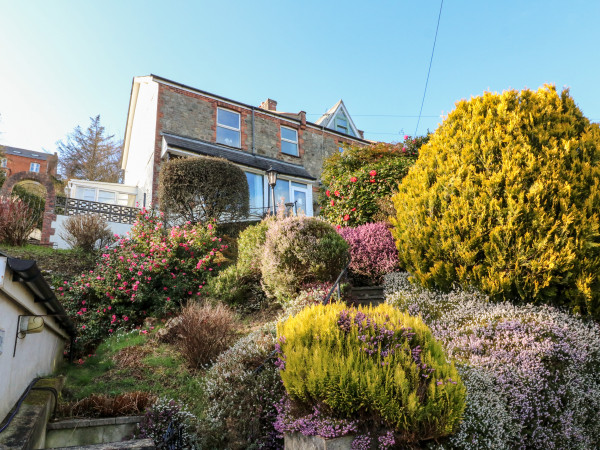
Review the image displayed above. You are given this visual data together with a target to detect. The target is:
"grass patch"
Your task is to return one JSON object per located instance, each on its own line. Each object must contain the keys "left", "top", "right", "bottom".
{"left": 60, "top": 329, "right": 206, "bottom": 417}
{"left": 0, "top": 243, "right": 98, "bottom": 281}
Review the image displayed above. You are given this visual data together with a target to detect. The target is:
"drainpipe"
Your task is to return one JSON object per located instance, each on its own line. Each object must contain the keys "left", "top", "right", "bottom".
{"left": 252, "top": 107, "right": 256, "bottom": 154}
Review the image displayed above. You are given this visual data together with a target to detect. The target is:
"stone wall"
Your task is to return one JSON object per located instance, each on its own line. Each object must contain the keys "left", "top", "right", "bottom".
{"left": 153, "top": 84, "right": 366, "bottom": 205}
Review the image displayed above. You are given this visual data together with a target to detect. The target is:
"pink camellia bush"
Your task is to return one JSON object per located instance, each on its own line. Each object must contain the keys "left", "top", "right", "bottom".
{"left": 338, "top": 222, "right": 398, "bottom": 285}
{"left": 61, "top": 209, "right": 227, "bottom": 353}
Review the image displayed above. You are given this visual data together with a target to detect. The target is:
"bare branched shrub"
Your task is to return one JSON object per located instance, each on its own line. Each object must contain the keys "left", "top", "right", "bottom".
{"left": 0, "top": 196, "right": 38, "bottom": 246}
{"left": 58, "top": 391, "right": 156, "bottom": 418}
{"left": 60, "top": 214, "right": 112, "bottom": 251}
{"left": 174, "top": 301, "right": 238, "bottom": 369}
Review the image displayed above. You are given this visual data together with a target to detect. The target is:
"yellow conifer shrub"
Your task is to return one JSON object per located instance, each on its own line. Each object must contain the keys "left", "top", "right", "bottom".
{"left": 276, "top": 302, "right": 465, "bottom": 442}
{"left": 392, "top": 85, "right": 600, "bottom": 318}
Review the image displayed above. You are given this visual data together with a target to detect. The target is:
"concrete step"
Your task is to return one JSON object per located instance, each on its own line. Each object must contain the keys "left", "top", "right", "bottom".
{"left": 47, "top": 438, "right": 154, "bottom": 449}
{"left": 348, "top": 286, "right": 385, "bottom": 307}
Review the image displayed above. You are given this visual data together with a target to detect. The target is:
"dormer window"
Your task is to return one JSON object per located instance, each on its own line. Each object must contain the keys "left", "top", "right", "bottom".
{"left": 281, "top": 126, "right": 298, "bottom": 156}
{"left": 335, "top": 111, "right": 355, "bottom": 136}
{"left": 216, "top": 108, "right": 241, "bottom": 148}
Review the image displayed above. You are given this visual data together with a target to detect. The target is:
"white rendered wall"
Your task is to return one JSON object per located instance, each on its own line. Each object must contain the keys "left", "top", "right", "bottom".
{"left": 123, "top": 79, "right": 159, "bottom": 208}
{"left": 0, "top": 258, "right": 69, "bottom": 423}
{"left": 50, "top": 215, "right": 132, "bottom": 250}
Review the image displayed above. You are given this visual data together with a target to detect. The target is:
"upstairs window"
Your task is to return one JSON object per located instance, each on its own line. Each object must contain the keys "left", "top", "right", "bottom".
{"left": 1, "top": 158, "right": 6, "bottom": 168}
{"left": 216, "top": 108, "right": 241, "bottom": 148}
{"left": 29, "top": 162, "right": 40, "bottom": 173}
{"left": 334, "top": 111, "right": 355, "bottom": 137}
{"left": 281, "top": 126, "right": 298, "bottom": 156}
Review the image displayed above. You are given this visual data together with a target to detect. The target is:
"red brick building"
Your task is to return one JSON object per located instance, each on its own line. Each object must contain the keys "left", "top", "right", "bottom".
{"left": 1, "top": 146, "right": 58, "bottom": 178}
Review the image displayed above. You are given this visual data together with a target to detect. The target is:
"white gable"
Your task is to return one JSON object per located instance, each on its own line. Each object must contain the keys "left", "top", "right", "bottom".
{"left": 315, "top": 100, "right": 360, "bottom": 137}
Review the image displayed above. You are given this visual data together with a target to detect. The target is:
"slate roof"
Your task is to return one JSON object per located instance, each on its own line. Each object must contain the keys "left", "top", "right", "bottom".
{"left": 2, "top": 146, "right": 53, "bottom": 160}
{"left": 162, "top": 133, "right": 316, "bottom": 180}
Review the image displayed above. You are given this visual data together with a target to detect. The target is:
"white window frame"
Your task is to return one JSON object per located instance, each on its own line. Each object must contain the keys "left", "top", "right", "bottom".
{"left": 0, "top": 158, "right": 7, "bottom": 168}
{"left": 97, "top": 190, "right": 117, "bottom": 204}
{"left": 29, "top": 162, "right": 40, "bottom": 173}
{"left": 281, "top": 126, "right": 299, "bottom": 156}
{"left": 216, "top": 107, "right": 241, "bottom": 148}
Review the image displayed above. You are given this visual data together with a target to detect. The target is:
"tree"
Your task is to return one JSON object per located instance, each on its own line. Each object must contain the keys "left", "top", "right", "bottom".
{"left": 57, "top": 115, "right": 122, "bottom": 182}
{"left": 158, "top": 156, "right": 249, "bottom": 224}
{"left": 391, "top": 85, "right": 600, "bottom": 319}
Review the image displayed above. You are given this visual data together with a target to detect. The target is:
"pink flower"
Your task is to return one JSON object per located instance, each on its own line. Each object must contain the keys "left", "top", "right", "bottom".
{"left": 123, "top": 316, "right": 129, "bottom": 321}
{"left": 330, "top": 200, "right": 335, "bottom": 206}
{"left": 369, "top": 170, "right": 377, "bottom": 177}
{"left": 334, "top": 190, "right": 340, "bottom": 197}
{"left": 82, "top": 325, "right": 86, "bottom": 329}
{"left": 326, "top": 190, "right": 331, "bottom": 197}
{"left": 350, "top": 176, "right": 357, "bottom": 183}
{"left": 404, "top": 135, "right": 409, "bottom": 140}
{"left": 343, "top": 214, "right": 350, "bottom": 221}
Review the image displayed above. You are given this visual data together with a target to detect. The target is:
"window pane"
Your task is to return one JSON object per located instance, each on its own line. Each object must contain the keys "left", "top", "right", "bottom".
{"left": 217, "top": 108, "right": 240, "bottom": 129}
{"left": 337, "top": 117, "right": 348, "bottom": 128}
{"left": 217, "top": 126, "right": 241, "bottom": 147}
{"left": 30, "top": 163, "right": 40, "bottom": 172}
{"left": 80, "top": 188, "right": 96, "bottom": 202}
{"left": 291, "top": 182, "right": 306, "bottom": 189}
{"left": 281, "top": 140, "right": 298, "bottom": 156}
{"left": 246, "top": 172, "right": 264, "bottom": 211}
{"left": 281, "top": 127, "right": 297, "bottom": 142}
{"left": 273, "top": 179, "right": 290, "bottom": 206}
{"left": 293, "top": 190, "right": 307, "bottom": 214}
{"left": 1, "top": 158, "right": 6, "bottom": 168}
{"left": 98, "top": 190, "right": 116, "bottom": 204}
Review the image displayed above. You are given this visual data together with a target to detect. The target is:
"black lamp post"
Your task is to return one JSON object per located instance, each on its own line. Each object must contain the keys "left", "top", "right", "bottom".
{"left": 266, "top": 167, "right": 278, "bottom": 215}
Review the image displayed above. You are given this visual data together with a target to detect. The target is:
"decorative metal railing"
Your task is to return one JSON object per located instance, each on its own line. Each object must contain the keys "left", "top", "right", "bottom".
{"left": 54, "top": 197, "right": 140, "bottom": 225}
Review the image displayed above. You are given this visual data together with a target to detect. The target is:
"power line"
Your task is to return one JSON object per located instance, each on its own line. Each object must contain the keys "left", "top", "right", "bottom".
{"left": 415, "top": 0, "right": 444, "bottom": 136}
{"left": 306, "top": 113, "right": 440, "bottom": 118}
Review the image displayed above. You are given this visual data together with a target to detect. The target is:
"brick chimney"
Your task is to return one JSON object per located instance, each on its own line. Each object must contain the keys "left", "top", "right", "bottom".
{"left": 259, "top": 98, "right": 277, "bottom": 111}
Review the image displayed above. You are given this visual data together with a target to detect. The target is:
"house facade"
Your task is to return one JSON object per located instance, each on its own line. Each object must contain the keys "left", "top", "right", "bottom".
{"left": 121, "top": 75, "right": 369, "bottom": 217}
{"left": 1, "top": 146, "right": 58, "bottom": 178}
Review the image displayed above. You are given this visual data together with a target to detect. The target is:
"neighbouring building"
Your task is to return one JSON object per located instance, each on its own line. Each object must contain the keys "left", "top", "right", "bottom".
{"left": 120, "top": 74, "right": 370, "bottom": 217}
{"left": 0, "top": 253, "right": 75, "bottom": 425}
{"left": 1, "top": 146, "right": 58, "bottom": 178}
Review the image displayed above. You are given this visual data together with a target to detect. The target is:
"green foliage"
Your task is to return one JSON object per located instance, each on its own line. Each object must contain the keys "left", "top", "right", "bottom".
{"left": 60, "top": 329, "right": 205, "bottom": 418}
{"left": 320, "top": 139, "right": 428, "bottom": 227}
{"left": 261, "top": 216, "right": 349, "bottom": 303}
{"left": 158, "top": 156, "right": 249, "bottom": 224}
{"left": 61, "top": 209, "right": 227, "bottom": 353}
{"left": 205, "top": 220, "right": 270, "bottom": 311}
{"left": 277, "top": 302, "right": 465, "bottom": 442}
{"left": 392, "top": 85, "right": 600, "bottom": 318}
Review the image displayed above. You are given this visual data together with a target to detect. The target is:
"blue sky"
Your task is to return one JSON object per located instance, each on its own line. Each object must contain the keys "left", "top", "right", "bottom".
{"left": 1, "top": 0, "right": 599, "bottom": 154}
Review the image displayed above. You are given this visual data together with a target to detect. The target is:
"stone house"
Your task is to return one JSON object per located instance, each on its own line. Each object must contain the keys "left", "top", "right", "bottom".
{"left": 0, "top": 146, "right": 58, "bottom": 178}
{"left": 120, "top": 75, "right": 370, "bottom": 217}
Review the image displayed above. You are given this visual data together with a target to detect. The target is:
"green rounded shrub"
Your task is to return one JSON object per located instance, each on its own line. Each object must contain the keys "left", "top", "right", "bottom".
{"left": 276, "top": 302, "right": 465, "bottom": 443}
{"left": 205, "top": 220, "right": 270, "bottom": 311}
{"left": 392, "top": 85, "right": 600, "bottom": 318}
{"left": 158, "top": 156, "right": 249, "bottom": 224}
{"left": 260, "top": 216, "right": 349, "bottom": 303}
